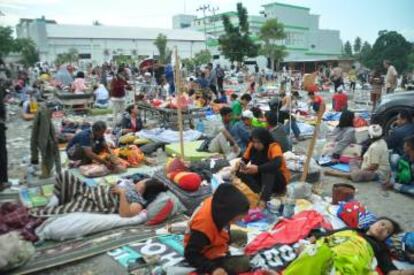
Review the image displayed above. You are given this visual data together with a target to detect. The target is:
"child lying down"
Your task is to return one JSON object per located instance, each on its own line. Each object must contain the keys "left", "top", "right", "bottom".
{"left": 286, "top": 217, "right": 414, "bottom": 275}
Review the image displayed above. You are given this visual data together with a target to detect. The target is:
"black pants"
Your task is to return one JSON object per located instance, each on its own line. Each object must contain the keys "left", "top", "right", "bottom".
{"left": 333, "top": 78, "right": 343, "bottom": 92}
{"left": 209, "top": 84, "right": 218, "bottom": 97}
{"left": 0, "top": 124, "right": 8, "bottom": 184}
{"left": 217, "top": 77, "right": 224, "bottom": 92}
{"left": 237, "top": 170, "right": 287, "bottom": 201}
{"left": 350, "top": 81, "right": 356, "bottom": 92}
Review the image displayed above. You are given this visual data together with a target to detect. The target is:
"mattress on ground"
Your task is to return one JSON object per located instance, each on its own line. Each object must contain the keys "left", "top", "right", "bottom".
{"left": 165, "top": 140, "right": 217, "bottom": 161}
{"left": 153, "top": 171, "right": 211, "bottom": 214}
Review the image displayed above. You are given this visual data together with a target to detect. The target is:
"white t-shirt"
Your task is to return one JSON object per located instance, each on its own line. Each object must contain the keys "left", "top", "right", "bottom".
{"left": 361, "top": 139, "right": 391, "bottom": 179}
{"left": 94, "top": 85, "right": 109, "bottom": 101}
{"left": 385, "top": 65, "right": 398, "bottom": 87}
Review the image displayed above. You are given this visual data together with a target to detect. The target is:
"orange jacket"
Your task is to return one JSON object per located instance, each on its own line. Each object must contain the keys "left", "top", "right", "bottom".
{"left": 243, "top": 142, "right": 291, "bottom": 183}
{"left": 183, "top": 197, "right": 230, "bottom": 260}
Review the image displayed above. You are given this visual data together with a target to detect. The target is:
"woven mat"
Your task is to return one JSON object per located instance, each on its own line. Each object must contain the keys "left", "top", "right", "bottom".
{"left": 11, "top": 215, "right": 187, "bottom": 275}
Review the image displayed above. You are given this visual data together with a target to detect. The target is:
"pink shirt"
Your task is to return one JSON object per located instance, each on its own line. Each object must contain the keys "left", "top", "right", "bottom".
{"left": 71, "top": 78, "right": 86, "bottom": 94}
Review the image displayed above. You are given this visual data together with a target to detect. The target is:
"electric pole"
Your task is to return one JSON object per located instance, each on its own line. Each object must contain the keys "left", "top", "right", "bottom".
{"left": 196, "top": 4, "right": 209, "bottom": 49}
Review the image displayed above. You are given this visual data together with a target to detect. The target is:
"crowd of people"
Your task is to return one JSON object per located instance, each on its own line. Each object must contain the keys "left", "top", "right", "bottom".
{"left": 1, "top": 56, "right": 414, "bottom": 275}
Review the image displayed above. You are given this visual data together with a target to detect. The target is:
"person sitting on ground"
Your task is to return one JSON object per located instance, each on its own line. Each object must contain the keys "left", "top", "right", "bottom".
{"left": 327, "top": 110, "right": 356, "bottom": 160}
{"left": 230, "top": 93, "right": 242, "bottom": 122}
{"left": 276, "top": 91, "right": 302, "bottom": 142}
{"left": 240, "top": 93, "right": 252, "bottom": 111}
{"left": 71, "top": 71, "right": 87, "bottom": 94}
{"left": 386, "top": 110, "right": 414, "bottom": 156}
{"left": 22, "top": 93, "right": 38, "bottom": 121}
{"left": 120, "top": 104, "right": 143, "bottom": 135}
{"left": 386, "top": 135, "right": 414, "bottom": 194}
{"left": 184, "top": 184, "right": 251, "bottom": 275}
{"left": 307, "top": 84, "right": 326, "bottom": 114}
{"left": 231, "top": 110, "right": 253, "bottom": 152}
{"left": 93, "top": 84, "right": 110, "bottom": 108}
{"left": 265, "top": 111, "right": 290, "bottom": 153}
{"left": 348, "top": 124, "right": 391, "bottom": 183}
{"left": 207, "top": 107, "right": 240, "bottom": 160}
{"left": 66, "top": 121, "right": 112, "bottom": 167}
{"left": 251, "top": 107, "right": 268, "bottom": 128}
{"left": 332, "top": 85, "right": 348, "bottom": 112}
{"left": 237, "top": 128, "right": 290, "bottom": 207}
{"left": 286, "top": 217, "right": 414, "bottom": 275}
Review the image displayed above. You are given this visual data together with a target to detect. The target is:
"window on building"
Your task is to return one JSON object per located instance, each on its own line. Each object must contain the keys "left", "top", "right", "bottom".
{"left": 79, "top": 53, "right": 91, "bottom": 59}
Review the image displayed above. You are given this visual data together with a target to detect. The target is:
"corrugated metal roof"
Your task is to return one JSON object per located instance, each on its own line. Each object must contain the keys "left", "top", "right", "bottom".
{"left": 46, "top": 24, "right": 206, "bottom": 41}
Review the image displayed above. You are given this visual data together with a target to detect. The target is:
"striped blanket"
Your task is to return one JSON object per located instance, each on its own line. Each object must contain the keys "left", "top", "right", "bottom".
{"left": 32, "top": 170, "right": 118, "bottom": 217}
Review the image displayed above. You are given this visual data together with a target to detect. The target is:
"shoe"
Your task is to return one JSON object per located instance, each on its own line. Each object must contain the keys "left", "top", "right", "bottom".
{"left": 381, "top": 182, "right": 394, "bottom": 191}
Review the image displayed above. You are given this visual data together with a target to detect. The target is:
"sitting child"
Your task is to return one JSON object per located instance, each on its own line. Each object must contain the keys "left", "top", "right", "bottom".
{"left": 94, "top": 84, "right": 109, "bottom": 108}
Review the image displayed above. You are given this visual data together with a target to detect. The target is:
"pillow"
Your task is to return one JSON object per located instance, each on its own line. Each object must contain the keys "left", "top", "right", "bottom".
{"left": 146, "top": 192, "right": 174, "bottom": 225}
{"left": 133, "top": 138, "right": 150, "bottom": 145}
{"left": 168, "top": 171, "right": 202, "bottom": 192}
{"left": 79, "top": 164, "right": 110, "bottom": 178}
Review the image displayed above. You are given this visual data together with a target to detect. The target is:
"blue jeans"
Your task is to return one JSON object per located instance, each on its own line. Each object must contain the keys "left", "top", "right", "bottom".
{"left": 284, "top": 119, "right": 300, "bottom": 138}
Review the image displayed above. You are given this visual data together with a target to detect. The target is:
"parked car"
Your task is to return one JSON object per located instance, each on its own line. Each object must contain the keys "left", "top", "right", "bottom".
{"left": 370, "top": 90, "right": 414, "bottom": 135}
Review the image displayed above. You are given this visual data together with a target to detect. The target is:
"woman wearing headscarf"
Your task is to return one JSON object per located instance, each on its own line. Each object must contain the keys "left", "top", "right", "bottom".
{"left": 237, "top": 128, "right": 290, "bottom": 208}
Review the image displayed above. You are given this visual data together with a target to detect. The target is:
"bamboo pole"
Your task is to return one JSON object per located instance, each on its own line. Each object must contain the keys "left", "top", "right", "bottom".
{"left": 174, "top": 47, "right": 185, "bottom": 160}
{"left": 300, "top": 105, "right": 324, "bottom": 182}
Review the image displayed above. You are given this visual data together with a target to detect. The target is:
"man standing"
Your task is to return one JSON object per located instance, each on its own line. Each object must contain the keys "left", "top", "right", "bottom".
{"left": 110, "top": 68, "right": 131, "bottom": 128}
{"left": 215, "top": 64, "right": 225, "bottom": 93}
{"left": 206, "top": 63, "right": 217, "bottom": 98}
{"left": 384, "top": 60, "right": 398, "bottom": 94}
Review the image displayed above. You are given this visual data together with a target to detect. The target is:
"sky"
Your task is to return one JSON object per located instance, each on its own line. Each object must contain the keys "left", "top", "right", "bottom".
{"left": 0, "top": 0, "right": 413, "bottom": 44}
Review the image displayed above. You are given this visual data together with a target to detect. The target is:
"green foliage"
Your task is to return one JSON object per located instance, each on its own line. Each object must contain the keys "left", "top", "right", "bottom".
{"left": 353, "top": 37, "right": 362, "bottom": 53}
{"left": 259, "top": 19, "right": 287, "bottom": 70}
{"left": 406, "top": 48, "right": 414, "bottom": 72}
{"left": 181, "top": 50, "right": 211, "bottom": 72}
{"left": 365, "top": 31, "right": 412, "bottom": 72}
{"left": 55, "top": 48, "right": 79, "bottom": 65}
{"left": 154, "top": 33, "right": 171, "bottom": 64}
{"left": 0, "top": 26, "right": 15, "bottom": 58}
{"left": 218, "top": 3, "right": 259, "bottom": 63}
{"left": 13, "top": 38, "right": 39, "bottom": 66}
{"left": 343, "top": 41, "right": 353, "bottom": 57}
{"left": 359, "top": 41, "right": 372, "bottom": 65}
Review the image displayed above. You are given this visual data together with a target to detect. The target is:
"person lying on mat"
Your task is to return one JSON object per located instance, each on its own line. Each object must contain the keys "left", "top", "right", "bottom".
{"left": 111, "top": 178, "right": 168, "bottom": 217}
{"left": 120, "top": 104, "right": 143, "bottom": 134}
{"left": 285, "top": 217, "right": 414, "bottom": 275}
{"left": 66, "top": 120, "right": 112, "bottom": 167}
{"left": 327, "top": 110, "right": 356, "bottom": 160}
{"left": 46, "top": 176, "right": 168, "bottom": 218}
{"left": 184, "top": 184, "right": 251, "bottom": 275}
{"left": 237, "top": 128, "right": 290, "bottom": 208}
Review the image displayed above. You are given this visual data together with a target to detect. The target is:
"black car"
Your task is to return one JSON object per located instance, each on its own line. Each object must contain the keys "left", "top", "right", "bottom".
{"left": 370, "top": 90, "right": 414, "bottom": 135}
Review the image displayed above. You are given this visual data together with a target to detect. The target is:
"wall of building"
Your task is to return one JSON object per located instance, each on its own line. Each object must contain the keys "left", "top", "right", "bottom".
{"left": 16, "top": 20, "right": 205, "bottom": 64}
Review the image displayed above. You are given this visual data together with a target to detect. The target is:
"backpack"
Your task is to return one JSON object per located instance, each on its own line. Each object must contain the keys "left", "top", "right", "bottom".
{"left": 397, "top": 159, "right": 412, "bottom": 184}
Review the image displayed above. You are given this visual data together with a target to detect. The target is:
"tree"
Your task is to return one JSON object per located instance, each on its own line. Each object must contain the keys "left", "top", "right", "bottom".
{"left": 218, "top": 3, "right": 259, "bottom": 63}
{"left": 193, "top": 49, "right": 211, "bottom": 66}
{"left": 353, "top": 37, "right": 362, "bottom": 53}
{"left": 13, "top": 38, "right": 39, "bottom": 66}
{"left": 343, "top": 41, "right": 353, "bottom": 57}
{"left": 359, "top": 41, "right": 372, "bottom": 65}
{"left": 0, "top": 26, "right": 15, "bottom": 58}
{"left": 154, "top": 33, "right": 171, "bottom": 64}
{"left": 54, "top": 48, "right": 79, "bottom": 65}
{"left": 407, "top": 49, "right": 414, "bottom": 72}
{"left": 365, "top": 31, "right": 412, "bottom": 72}
{"left": 259, "top": 18, "right": 287, "bottom": 70}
